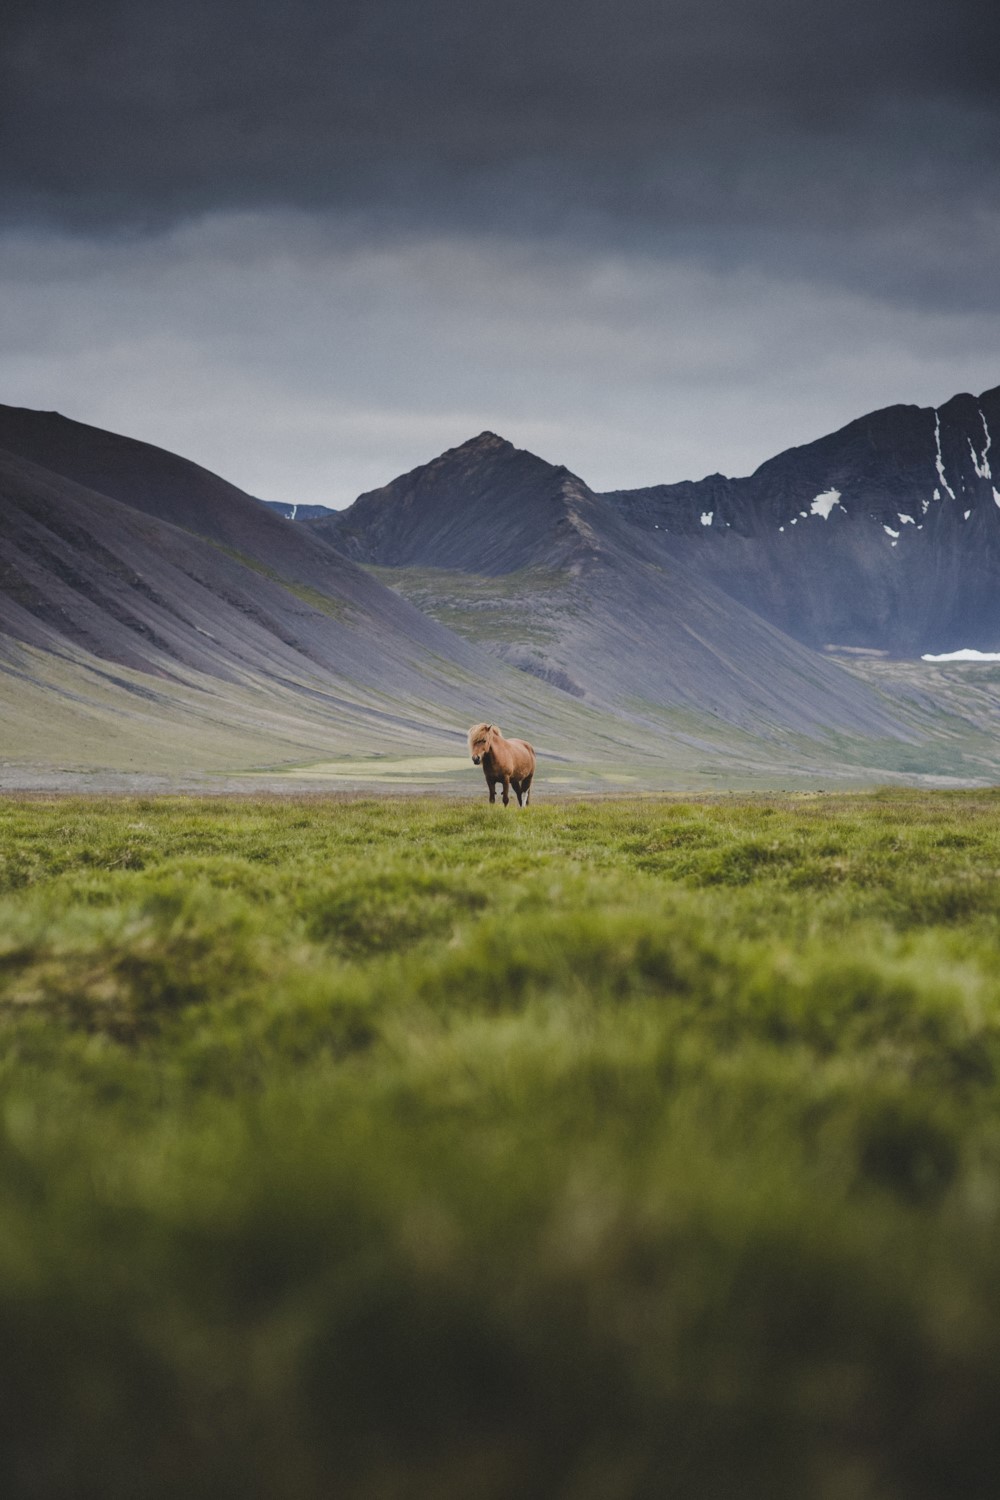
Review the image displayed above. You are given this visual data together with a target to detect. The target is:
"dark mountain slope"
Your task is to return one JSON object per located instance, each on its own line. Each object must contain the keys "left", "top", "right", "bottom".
{"left": 604, "top": 386, "right": 1000, "bottom": 655}
{"left": 0, "top": 404, "right": 280, "bottom": 546}
{"left": 0, "top": 444, "right": 473, "bottom": 696}
{"left": 314, "top": 432, "right": 605, "bottom": 576}
{"left": 0, "top": 403, "right": 446, "bottom": 648}
{"left": 315, "top": 434, "right": 911, "bottom": 740}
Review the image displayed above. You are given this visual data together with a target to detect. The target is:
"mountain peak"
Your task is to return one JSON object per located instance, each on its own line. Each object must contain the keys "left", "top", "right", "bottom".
{"left": 445, "top": 431, "right": 520, "bottom": 462}
{"left": 311, "top": 425, "right": 599, "bottom": 575}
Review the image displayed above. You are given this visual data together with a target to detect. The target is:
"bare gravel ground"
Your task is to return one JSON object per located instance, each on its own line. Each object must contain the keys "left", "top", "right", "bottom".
{"left": 1, "top": 758, "right": 991, "bottom": 798}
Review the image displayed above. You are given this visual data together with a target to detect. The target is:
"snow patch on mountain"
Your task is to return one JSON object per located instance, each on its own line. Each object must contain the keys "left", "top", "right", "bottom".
{"left": 970, "top": 410, "right": 993, "bottom": 480}
{"left": 810, "top": 489, "right": 841, "bottom": 519}
{"left": 922, "top": 649, "right": 1000, "bottom": 663}
{"left": 934, "top": 410, "right": 956, "bottom": 499}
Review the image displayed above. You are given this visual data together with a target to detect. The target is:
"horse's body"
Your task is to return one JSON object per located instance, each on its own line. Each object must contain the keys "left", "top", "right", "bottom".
{"left": 467, "top": 722, "right": 536, "bottom": 807}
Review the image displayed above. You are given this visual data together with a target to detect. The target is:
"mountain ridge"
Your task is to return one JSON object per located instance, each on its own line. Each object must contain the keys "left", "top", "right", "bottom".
{"left": 601, "top": 385, "right": 1000, "bottom": 655}
{"left": 313, "top": 430, "right": 609, "bottom": 577}
{"left": 6, "top": 389, "right": 1000, "bottom": 785}
{"left": 313, "top": 424, "right": 914, "bottom": 739}
{"left": 0, "top": 407, "right": 670, "bottom": 777}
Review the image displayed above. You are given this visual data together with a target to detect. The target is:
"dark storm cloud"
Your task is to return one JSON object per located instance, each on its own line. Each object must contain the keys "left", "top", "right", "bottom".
{"left": 4, "top": 0, "right": 999, "bottom": 243}
{"left": 3, "top": 0, "right": 999, "bottom": 503}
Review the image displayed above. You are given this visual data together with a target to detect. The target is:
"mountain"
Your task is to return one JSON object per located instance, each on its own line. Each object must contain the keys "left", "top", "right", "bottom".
{"left": 317, "top": 432, "right": 603, "bottom": 576}
{"left": 7, "top": 395, "right": 1000, "bottom": 789}
{"left": 0, "top": 405, "right": 481, "bottom": 688}
{"left": 0, "top": 407, "right": 654, "bottom": 778}
{"left": 602, "top": 387, "right": 1000, "bottom": 656}
{"left": 311, "top": 434, "right": 910, "bottom": 741}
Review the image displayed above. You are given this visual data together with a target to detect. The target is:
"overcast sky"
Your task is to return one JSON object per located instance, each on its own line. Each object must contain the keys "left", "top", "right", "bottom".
{"left": 2, "top": 0, "right": 999, "bottom": 505}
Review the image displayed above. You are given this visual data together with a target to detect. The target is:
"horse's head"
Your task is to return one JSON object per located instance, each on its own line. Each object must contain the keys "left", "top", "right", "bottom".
{"left": 468, "top": 722, "right": 497, "bottom": 765}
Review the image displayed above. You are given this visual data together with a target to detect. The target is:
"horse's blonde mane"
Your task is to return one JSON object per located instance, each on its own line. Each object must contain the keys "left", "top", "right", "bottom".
{"left": 467, "top": 721, "right": 499, "bottom": 752}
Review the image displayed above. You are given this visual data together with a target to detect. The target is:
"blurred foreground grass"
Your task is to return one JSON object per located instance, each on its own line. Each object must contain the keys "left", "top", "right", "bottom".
{"left": 4, "top": 790, "right": 1000, "bottom": 1497}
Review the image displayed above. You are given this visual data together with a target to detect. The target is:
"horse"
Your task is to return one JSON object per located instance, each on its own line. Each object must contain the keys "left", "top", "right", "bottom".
{"left": 467, "top": 722, "right": 536, "bottom": 807}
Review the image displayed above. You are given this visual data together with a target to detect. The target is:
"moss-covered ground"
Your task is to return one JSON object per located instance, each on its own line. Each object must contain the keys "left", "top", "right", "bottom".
{"left": 4, "top": 790, "right": 1000, "bottom": 1498}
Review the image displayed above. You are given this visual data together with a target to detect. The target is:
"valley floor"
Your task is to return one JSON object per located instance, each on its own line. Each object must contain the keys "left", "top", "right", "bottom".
{"left": 4, "top": 791, "right": 1000, "bottom": 1497}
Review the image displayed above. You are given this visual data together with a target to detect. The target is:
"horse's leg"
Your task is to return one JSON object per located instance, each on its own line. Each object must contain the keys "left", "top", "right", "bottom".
{"left": 512, "top": 778, "right": 523, "bottom": 807}
{"left": 484, "top": 766, "right": 495, "bottom": 803}
{"left": 523, "top": 774, "right": 532, "bottom": 806}
{"left": 501, "top": 776, "right": 511, "bottom": 807}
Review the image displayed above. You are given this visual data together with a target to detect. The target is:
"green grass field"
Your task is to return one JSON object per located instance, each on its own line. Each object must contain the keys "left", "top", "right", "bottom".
{"left": 5, "top": 790, "right": 1000, "bottom": 1498}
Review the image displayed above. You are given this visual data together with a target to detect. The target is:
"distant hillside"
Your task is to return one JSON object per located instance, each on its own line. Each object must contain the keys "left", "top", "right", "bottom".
{"left": 0, "top": 406, "right": 484, "bottom": 688}
{"left": 261, "top": 500, "right": 334, "bottom": 521}
{"left": 0, "top": 407, "right": 661, "bottom": 777}
{"left": 602, "top": 387, "right": 1000, "bottom": 656}
{"left": 312, "top": 434, "right": 910, "bottom": 742}
{"left": 6, "top": 395, "right": 1000, "bottom": 787}
{"left": 313, "top": 432, "right": 603, "bottom": 575}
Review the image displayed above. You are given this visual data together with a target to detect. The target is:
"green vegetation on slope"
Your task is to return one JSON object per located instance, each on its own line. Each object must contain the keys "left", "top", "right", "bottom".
{"left": 209, "top": 540, "right": 352, "bottom": 619}
{"left": 366, "top": 563, "right": 574, "bottom": 645}
{"left": 4, "top": 791, "right": 1000, "bottom": 1497}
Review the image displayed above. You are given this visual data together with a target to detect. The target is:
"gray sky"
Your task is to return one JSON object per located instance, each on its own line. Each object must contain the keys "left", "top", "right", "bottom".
{"left": 2, "top": 0, "right": 999, "bottom": 504}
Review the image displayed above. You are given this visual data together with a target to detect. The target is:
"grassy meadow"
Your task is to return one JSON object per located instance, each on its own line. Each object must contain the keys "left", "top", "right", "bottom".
{"left": 5, "top": 789, "right": 1000, "bottom": 1497}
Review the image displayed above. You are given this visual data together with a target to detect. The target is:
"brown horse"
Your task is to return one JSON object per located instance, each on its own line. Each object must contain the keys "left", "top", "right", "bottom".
{"left": 467, "top": 722, "right": 536, "bottom": 807}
